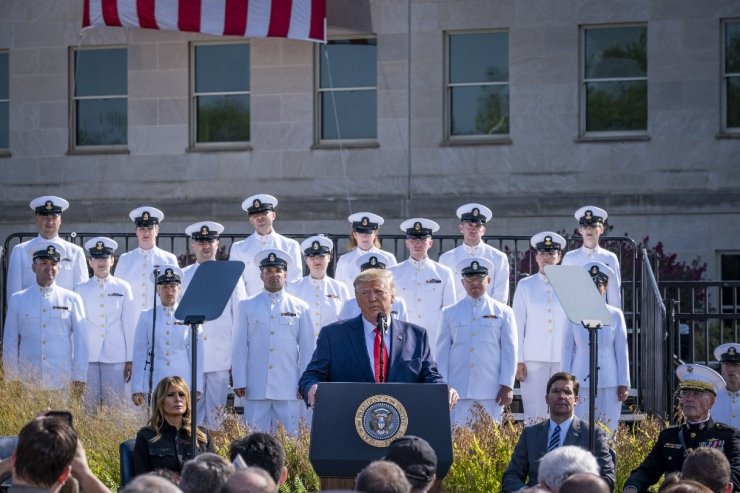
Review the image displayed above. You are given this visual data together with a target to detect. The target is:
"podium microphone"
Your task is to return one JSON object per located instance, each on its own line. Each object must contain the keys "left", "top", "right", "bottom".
{"left": 377, "top": 312, "right": 388, "bottom": 334}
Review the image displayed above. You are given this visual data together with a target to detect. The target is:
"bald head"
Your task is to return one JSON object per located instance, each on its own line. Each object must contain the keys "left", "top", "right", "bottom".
{"left": 222, "top": 468, "right": 277, "bottom": 493}
{"left": 559, "top": 472, "right": 609, "bottom": 493}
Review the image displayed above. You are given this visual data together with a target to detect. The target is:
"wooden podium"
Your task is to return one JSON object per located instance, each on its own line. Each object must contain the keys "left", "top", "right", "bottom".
{"left": 308, "top": 382, "right": 452, "bottom": 490}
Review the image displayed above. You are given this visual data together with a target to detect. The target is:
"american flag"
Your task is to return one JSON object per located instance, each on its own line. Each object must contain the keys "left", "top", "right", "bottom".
{"left": 82, "top": 0, "right": 326, "bottom": 43}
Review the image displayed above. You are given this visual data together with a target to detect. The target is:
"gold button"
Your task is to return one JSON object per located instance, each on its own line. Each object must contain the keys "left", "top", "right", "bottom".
{"left": 690, "top": 433, "right": 696, "bottom": 438}
{"left": 203, "top": 336, "right": 208, "bottom": 340}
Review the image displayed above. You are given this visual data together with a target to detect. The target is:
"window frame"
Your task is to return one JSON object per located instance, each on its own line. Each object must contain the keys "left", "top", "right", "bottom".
{"left": 188, "top": 40, "right": 252, "bottom": 152}
{"left": 68, "top": 45, "right": 129, "bottom": 154}
{"left": 0, "top": 49, "right": 9, "bottom": 157}
{"left": 313, "top": 35, "right": 378, "bottom": 147}
{"left": 443, "top": 28, "right": 511, "bottom": 145}
{"left": 721, "top": 19, "right": 740, "bottom": 136}
{"left": 578, "top": 23, "right": 649, "bottom": 141}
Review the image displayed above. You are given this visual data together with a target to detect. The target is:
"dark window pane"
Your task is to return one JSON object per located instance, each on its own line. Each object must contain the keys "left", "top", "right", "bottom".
{"left": 320, "top": 39, "right": 376, "bottom": 89}
{"left": 585, "top": 27, "right": 646, "bottom": 79}
{"left": 586, "top": 80, "right": 647, "bottom": 132}
{"left": 450, "top": 85, "right": 509, "bottom": 135}
{"left": 727, "top": 22, "right": 740, "bottom": 73}
{"left": 0, "top": 52, "right": 8, "bottom": 99}
{"left": 321, "top": 90, "right": 376, "bottom": 139}
{"left": 74, "top": 49, "right": 127, "bottom": 97}
{"left": 728, "top": 77, "right": 740, "bottom": 128}
{"left": 76, "top": 98, "right": 127, "bottom": 146}
{"left": 449, "top": 32, "right": 508, "bottom": 84}
{"left": 196, "top": 94, "right": 250, "bottom": 143}
{"left": 195, "top": 44, "right": 250, "bottom": 93}
{"left": 0, "top": 101, "right": 7, "bottom": 148}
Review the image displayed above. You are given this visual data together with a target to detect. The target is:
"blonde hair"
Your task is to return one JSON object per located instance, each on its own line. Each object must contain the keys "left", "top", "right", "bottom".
{"left": 353, "top": 268, "right": 395, "bottom": 292}
{"left": 347, "top": 227, "right": 381, "bottom": 251}
{"left": 148, "top": 376, "right": 207, "bottom": 444}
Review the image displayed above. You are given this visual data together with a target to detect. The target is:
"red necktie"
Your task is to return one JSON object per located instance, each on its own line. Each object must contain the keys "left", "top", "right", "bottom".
{"left": 374, "top": 327, "right": 389, "bottom": 383}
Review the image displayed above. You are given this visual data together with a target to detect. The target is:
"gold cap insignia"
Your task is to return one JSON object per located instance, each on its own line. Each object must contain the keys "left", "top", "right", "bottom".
{"left": 268, "top": 253, "right": 276, "bottom": 262}
{"left": 142, "top": 211, "right": 150, "bottom": 221}
{"left": 253, "top": 199, "right": 261, "bottom": 208}
{"left": 95, "top": 241, "right": 104, "bottom": 251}
{"left": 472, "top": 261, "right": 479, "bottom": 270}
{"left": 312, "top": 241, "right": 320, "bottom": 251}
{"left": 47, "top": 246, "right": 56, "bottom": 255}
{"left": 361, "top": 217, "right": 369, "bottom": 226}
{"left": 730, "top": 347, "right": 737, "bottom": 356}
{"left": 200, "top": 226, "right": 210, "bottom": 236}
{"left": 585, "top": 210, "right": 593, "bottom": 219}
{"left": 165, "top": 269, "right": 173, "bottom": 278}
{"left": 687, "top": 365, "right": 694, "bottom": 373}
{"left": 45, "top": 201, "right": 53, "bottom": 210}
{"left": 370, "top": 256, "right": 378, "bottom": 266}
{"left": 472, "top": 208, "right": 479, "bottom": 217}
{"left": 590, "top": 266, "right": 599, "bottom": 276}
{"left": 414, "top": 222, "right": 421, "bottom": 231}
{"left": 545, "top": 236, "right": 552, "bottom": 246}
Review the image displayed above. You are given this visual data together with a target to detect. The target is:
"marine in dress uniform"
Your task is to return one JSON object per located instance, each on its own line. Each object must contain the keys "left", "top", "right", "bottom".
{"left": 436, "top": 257, "right": 518, "bottom": 425}
{"left": 712, "top": 343, "right": 740, "bottom": 429}
{"left": 286, "top": 235, "right": 351, "bottom": 338}
{"left": 3, "top": 244, "right": 88, "bottom": 393}
{"left": 75, "top": 237, "right": 136, "bottom": 409}
{"left": 334, "top": 212, "right": 398, "bottom": 290}
{"left": 182, "top": 221, "right": 247, "bottom": 429}
{"left": 228, "top": 194, "right": 302, "bottom": 296}
{"left": 513, "top": 232, "right": 569, "bottom": 422}
{"left": 561, "top": 206, "right": 622, "bottom": 309}
{"left": 232, "top": 249, "right": 315, "bottom": 434}
{"left": 131, "top": 265, "right": 204, "bottom": 405}
{"left": 114, "top": 206, "right": 179, "bottom": 326}
{"left": 6, "top": 196, "right": 88, "bottom": 296}
{"left": 438, "top": 203, "right": 510, "bottom": 304}
{"left": 388, "top": 218, "right": 456, "bottom": 351}
{"left": 624, "top": 364, "right": 740, "bottom": 493}
{"left": 561, "top": 261, "right": 630, "bottom": 434}
{"left": 339, "top": 251, "right": 410, "bottom": 322}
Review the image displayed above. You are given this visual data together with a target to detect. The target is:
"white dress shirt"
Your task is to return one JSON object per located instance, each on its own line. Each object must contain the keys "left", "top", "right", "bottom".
{"left": 561, "top": 245, "right": 622, "bottom": 308}
{"left": 439, "top": 242, "right": 510, "bottom": 304}
{"left": 286, "top": 275, "right": 351, "bottom": 336}
{"left": 7, "top": 235, "right": 88, "bottom": 296}
{"left": 114, "top": 246, "right": 179, "bottom": 316}
{"left": 334, "top": 247, "right": 397, "bottom": 290}
{"left": 513, "top": 273, "right": 568, "bottom": 363}
{"left": 229, "top": 231, "right": 302, "bottom": 296}
{"left": 712, "top": 388, "right": 740, "bottom": 428}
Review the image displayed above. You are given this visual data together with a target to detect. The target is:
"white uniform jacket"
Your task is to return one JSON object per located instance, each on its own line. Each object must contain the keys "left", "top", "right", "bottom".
{"left": 561, "top": 246, "right": 622, "bottom": 309}
{"left": 232, "top": 290, "right": 315, "bottom": 400}
{"left": 75, "top": 275, "right": 136, "bottom": 363}
{"left": 7, "top": 235, "right": 87, "bottom": 296}
{"left": 286, "top": 276, "right": 351, "bottom": 337}
{"left": 711, "top": 389, "right": 740, "bottom": 429}
{"left": 436, "top": 293, "right": 518, "bottom": 399}
{"left": 389, "top": 258, "right": 456, "bottom": 349}
{"left": 131, "top": 304, "right": 204, "bottom": 394}
{"left": 114, "top": 247, "right": 179, "bottom": 315}
{"left": 512, "top": 273, "right": 568, "bottom": 363}
{"left": 181, "top": 262, "right": 248, "bottom": 373}
{"left": 3, "top": 283, "right": 88, "bottom": 389}
{"left": 439, "top": 242, "right": 510, "bottom": 304}
{"left": 334, "top": 247, "right": 397, "bottom": 290}
{"left": 561, "top": 304, "right": 630, "bottom": 389}
{"left": 339, "top": 297, "right": 409, "bottom": 323}
{"left": 228, "top": 231, "right": 302, "bottom": 297}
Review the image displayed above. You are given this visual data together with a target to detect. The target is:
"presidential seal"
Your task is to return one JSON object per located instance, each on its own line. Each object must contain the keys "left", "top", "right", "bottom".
{"left": 355, "top": 395, "right": 409, "bottom": 448}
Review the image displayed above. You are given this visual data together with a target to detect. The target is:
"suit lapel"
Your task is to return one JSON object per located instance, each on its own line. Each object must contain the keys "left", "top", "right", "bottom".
{"left": 349, "top": 315, "right": 375, "bottom": 382}
{"left": 536, "top": 420, "right": 550, "bottom": 451}
{"left": 563, "top": 417, "right": 583, "bottom": 445}
{"left": 387, "top": 320, "right": 405, "bottom": 381}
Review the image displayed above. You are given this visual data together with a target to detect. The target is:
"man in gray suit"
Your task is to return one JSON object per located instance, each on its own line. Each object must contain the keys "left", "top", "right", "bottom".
{"left": 501, "top": 372, "right": 615, "bottom": 492}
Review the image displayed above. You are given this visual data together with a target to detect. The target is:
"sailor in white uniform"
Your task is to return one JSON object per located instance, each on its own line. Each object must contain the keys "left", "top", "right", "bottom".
{"left": 439, "top": 203, "right": 510, "bottom": 304}
{"left": 388, "top": 218, "right": 456, "bottom": 351}
{"left": 232, "top": 249, "right": 315, "bottom": 434}
{"left": 561, "top": 206, "right": 622, "bottom": 309}
{"left": 712, "top": 343, "right": 740, "bottom": 428}
{"left": 287, "top": 235, "right": 351, "bottom": 338}
{"left": 75, "top": 237, "right": 136, "bottom": 409}
{"left": 181, "top": 221, "right": 247, "bottom": 429}
{"left": 228, "top": 194, "right": 302, "bottom": 297}
{"left": 513, "top": 232, "right": 569, "bottom": 422}
{"left": 339, "top": 251, "right": 409, "bottom": 322}
{"left": 334, "top": 212, "right": 397, "bottom": 290}
{"left": 3, "top": 243, "right": 88, "bottom": 394}
{"left": 6, "top": 195, "right": 87, "bottom": 296}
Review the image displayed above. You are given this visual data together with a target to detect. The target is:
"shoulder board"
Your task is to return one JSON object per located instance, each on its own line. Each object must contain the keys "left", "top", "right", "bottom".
{"left": 714, "top": 422, "right": 733, "bottom": 430}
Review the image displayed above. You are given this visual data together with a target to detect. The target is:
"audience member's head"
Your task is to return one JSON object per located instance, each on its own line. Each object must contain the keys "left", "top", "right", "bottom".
{"left": 384, "top": 436, "right": 437, "bottom": 493}
{"left": 149, "top": 468, "right": 181, "bottom": 485}
{"left": 229, "top": 433, "right": 288, "bottom": 486}
{"left": 682, "top": 447, "right": 733, "bottom": 493}
{"left": 559, "top": 472, "right": 609, "bottom": 493}
{"left": 121, "top": 474, "right": 182, "bottom": 493}
{"left": 222, "top": 467, "right": 277, "bottom": 493}
{"left": 658, "top": 479, "right": 713, "bottom": 493}
{"left": 355, "top": 460, "right": 411, "bottom": 493}
{"left": 537, "top": 445, "right": 599, "bottom": 493}
{"left": 12, "top": 416, "right": 78, "bottom": 491}
{"left": 180, "top": 452, "right": 233, "bottom": 493}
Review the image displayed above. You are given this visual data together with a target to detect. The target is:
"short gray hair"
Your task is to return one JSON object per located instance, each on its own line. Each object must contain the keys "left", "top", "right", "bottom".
{"left": 222, "top": 467, "right": 277, "bottom": 493}
{"left": 537, "top": 446, "right": 599, "bottom": 492}
{"left": 356, "top": 460, "right": 411, "bottom": 493}
{"left": 120, "top": 475, "right": 181, "bottom": 493}
{"left": 180, "top": 453, "right": 233, "bottom": 493}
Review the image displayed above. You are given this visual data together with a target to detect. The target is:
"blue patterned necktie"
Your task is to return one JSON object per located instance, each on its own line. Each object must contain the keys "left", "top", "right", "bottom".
{"left": 548, "top": 425, "right": 561, "bottom": 451}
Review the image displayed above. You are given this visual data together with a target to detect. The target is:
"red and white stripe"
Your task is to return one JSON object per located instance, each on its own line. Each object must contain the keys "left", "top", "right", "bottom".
{"left": 82, "top": 0, "right": 326, "bottom": 43}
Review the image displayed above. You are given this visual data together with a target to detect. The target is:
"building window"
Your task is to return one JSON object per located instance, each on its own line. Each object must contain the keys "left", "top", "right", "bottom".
{"left": 70, "top": 47, "right": 127, "bottom": 150}
{"left": 445, "top": 30, "right": 509, "bottom": 141}
{"left": 723, "top": 20, "right": 740, "bottom": 133}
{"left": 191, "top": 42, "right": 250, "bottom": 148}
{"left": 581, "top": 25, "right": 647, "bottom": 136}
{"left": 317, "top": 37, "right": 377, "bottom": 143}
{"left": 0, "top": 51, "right": 8, "bottom": 152}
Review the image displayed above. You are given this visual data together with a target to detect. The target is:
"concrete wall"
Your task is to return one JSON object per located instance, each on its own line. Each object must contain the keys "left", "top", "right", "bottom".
{"left": 0, "top": 0, "right": 739, "bottom": 278}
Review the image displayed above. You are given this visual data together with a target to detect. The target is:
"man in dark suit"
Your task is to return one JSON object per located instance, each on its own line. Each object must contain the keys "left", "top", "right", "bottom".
{"left": 501, "top": 372, "right": 615, "bottom": 492}
{"left": 298, "top": 268, "right": 458, "bottom": 408}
